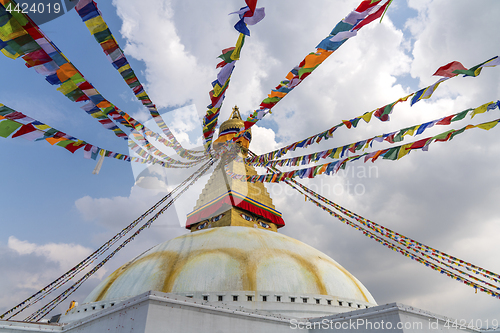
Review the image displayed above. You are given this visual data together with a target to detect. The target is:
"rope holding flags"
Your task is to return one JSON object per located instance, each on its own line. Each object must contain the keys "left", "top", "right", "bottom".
{"left": 1, "top": 0, "right": 208, "bottom": 165}
{"left": 248, "top": 101, "right": 498, "bottom": 168}
{"left": 287, "top": 180, "right": 500, "bottom": 298}
{"left": 0, "top": 104, "right": 205, "bottom": 168}
{"left": 74, "top": 0, "right": 206, "bottom": 160}
{"left": 202, "top": 0, "right": 265, "bottom": 150}
{"left": 231, "top": 0, "right": 393, "bottom": 142}
{"left": 246, "top": 56, "right": 500, "bottom": 165}
{"left": 224, "top": 100, "right": 500, "bottom": 183}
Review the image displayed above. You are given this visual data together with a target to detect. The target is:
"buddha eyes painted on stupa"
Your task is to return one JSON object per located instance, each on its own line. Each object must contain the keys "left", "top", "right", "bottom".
{"left": 212, "top": 214, "right": 224, "bottom": 222}
{"left": 258, "top": 221, "right": 271, "bottom": 229}
{"left": 196, "top": 221, "right": 209, "bottom": 230}
{"left": 240, "top": 213, "right": 253, "bottom": 222}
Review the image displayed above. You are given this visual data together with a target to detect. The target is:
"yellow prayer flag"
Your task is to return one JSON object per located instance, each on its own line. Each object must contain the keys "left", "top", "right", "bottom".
{"left": 74, "top": 140, "right": 85, "bottom": 146}
{"left": 118, "top": 64, "right": 131, "bottom": 73}
{"left": 57, "top": 80, "right": 78, "bottom": 95}
{"left": 136, "top": 91, "right": 148, "bottom": 98}
{"left": 399, "top": 93, "right": 413, "bottom": 102}
{"left": 333, "top": 147, "right": 342, "bottom": 159}
{"left": 90, "top": 111, "right": 106, "bottom": 119}
{"left": 402, "top": 127, "right": 416, "bottom": 137}
{"left": 34, "top": 124, "right": 51, "bottom": 130}
{"left": 230, "top": 33, "right": 245, "bottom": 61}
{"left": 471, "top": 101, "right": 494, "bottom": 118}
{"left": 85, "top": 16, "right": 108, "bottom": 35}
{"left": 0, "top": 17, "right": 27, "bottom": 40}
{"left": 397, "top": 143, "right": 413, "bottom": 160}
{"left": 1, "top": 47, "right": 20, "bottom": 59}
{"left": 476, "top": 120, "right": 499, "bottom": 131}
{"left": 361, "top": 111, "right": 374, "bottom": 123}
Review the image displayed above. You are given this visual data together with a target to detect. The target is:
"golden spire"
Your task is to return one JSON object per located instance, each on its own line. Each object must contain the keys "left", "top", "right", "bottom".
{"left": 186, "top": 106, "right": 284, "bottom": 232}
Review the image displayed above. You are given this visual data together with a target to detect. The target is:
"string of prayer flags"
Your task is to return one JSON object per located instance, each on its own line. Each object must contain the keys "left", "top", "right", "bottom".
{"left": 1, "top": 0, "right": 206, "bottom": 163}
{"left": 251, "top": 150, "right": 500, "bottom": 291}
{"left": 232, "top": 0, "right": 393, "bottom": 141}
{"left": 0, "top": 1, "right": 131, "bottom": 138}
{"left": 202, "top": 0, "right": 265, "bottom": 150}
{"left": 247, "top": 58, "right": 500, "bottom": 165}
{"left": 0, "top": 103, "right": 205, "bottom": 168}
{"left": 249, "top": 101, "right": 498, "bottom": 168}
{"left": 74, "top": 0, "right": 205, "bottom": 161}
{"left": 298, "top": 189, "right": 500, "bottom": 298}
{"left": 231, "top": 103, "right": 500, "bottom": 183}
{"left": 290, "top": 178, "right": 500, "bottom": 285}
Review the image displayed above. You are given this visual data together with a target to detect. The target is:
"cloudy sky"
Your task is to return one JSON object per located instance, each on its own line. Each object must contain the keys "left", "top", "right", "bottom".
{"left": 1, "top": 0, "right": 500, "bottom": 326}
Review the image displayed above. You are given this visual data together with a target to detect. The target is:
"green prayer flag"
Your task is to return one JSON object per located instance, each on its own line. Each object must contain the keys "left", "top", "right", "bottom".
{"left": 17, "top": 36, "right": 41, "bottom": 54}
{"left": 451, "top": 109, "right": 472, "bottom": 122}
{"left": 350, "top": 117, "right": 361, "bottom": 128}
{"left": 94, "top": 29, "right": 113, "bottom": 43}
{"left": 218, "top": 50, "right": 235, "bottom": 64}
{"left": 0, "top": 119, "right": 22, "bottom": 138}
{"left": 56, "top": 140, "right": 74, "bottom": 148}
{"left": 381, "top": 102, "right": 396, "bottom": 116}
{"left": 0, "top": 105, "right": 16, "bottom": 116}
{"left": 298, "top": 65, "right": 318, "bottom": 79}
{"left": 432, "top": 129, "right": 454, "bottom": 141}
{"left": 449, "top": 127, "right": 467, "bottom": 141}
{"left": 261, "top": 96, "right": 281, "bottom": 104}
{"left": 10, "top": 11, "right": 29, "bottom": 26}
{"left": 382, "top": 147, "right": 400, "bottom": 160}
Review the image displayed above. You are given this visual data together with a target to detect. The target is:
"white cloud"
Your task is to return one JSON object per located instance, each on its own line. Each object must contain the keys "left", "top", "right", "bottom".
{"left": 8, "top": 237, "right": 93, "bottom": 273}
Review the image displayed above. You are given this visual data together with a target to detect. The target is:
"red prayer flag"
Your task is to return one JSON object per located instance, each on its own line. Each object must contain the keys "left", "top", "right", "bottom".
{"left": 433, "top": 61, "right": 467, "bottom": 78}
{"left": 78, "top": 81, "right": 94, "bottom": 91}
{"left": 384, "top": 133, "right": 395, "bottom": 143}
{"left": 75, "top": 95, "right": 90, "bottom": 102}
{"left": 436, "top": 115, "right": 454, "bottom": 125}
{"left": 22, "top": 49, "right": 52, "bottom": 67}
{"left": 244, "top": 0, "right": 257, "bottom": 15}
{"left": 353, "top": 1, "right": 389, "bottom": 30}
{"left": 12, "top": 123, "right": 36, "bottom": 138}
{"left": 355, "top": 0, "right": 381, "bottom": 13}
{"left": 65, "top": 142, "right": 85, "bottom": 153}
{"left": 409, "top": 137, "right": 431, "bottom": 150}
{"left": 24, "top": 23, "right": 44, "bottom": 40}
{"left": 342, "top": 120, "right": 353, "bottom": 129}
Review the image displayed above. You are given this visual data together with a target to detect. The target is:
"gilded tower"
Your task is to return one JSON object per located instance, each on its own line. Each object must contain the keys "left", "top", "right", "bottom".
{"left": 186, "top": 106, "right": 284, "bottom": 232}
